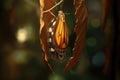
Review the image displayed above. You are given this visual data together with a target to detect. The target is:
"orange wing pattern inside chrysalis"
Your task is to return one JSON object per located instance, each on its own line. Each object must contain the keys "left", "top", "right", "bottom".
{"left": 55, "top": 11, "right": 69, "bottom": 50}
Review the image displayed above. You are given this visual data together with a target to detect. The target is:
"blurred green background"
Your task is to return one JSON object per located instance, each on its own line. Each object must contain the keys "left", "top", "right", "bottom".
{"left": 0, "top": 0, "right": 113, "bottom": 80}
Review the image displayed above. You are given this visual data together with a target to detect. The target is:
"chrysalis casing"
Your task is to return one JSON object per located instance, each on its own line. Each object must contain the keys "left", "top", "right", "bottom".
{"left": 47, "top": 10, "right": 69, "bottom": 61}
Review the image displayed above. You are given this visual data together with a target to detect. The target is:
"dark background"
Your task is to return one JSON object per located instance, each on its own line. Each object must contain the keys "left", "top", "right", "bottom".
{"left": 0, "top": 0, "right": 119, "bottom": 80}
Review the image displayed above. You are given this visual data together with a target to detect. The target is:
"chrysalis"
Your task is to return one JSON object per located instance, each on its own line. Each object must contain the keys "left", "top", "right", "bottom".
{"left": 55, "top": 11, "right": 69, "bottom": 50}
{"left": 47, "top": 10, "right": 69, "bottom": 61}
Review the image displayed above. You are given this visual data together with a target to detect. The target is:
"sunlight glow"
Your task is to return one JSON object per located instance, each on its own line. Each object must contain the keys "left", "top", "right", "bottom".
{"left": 17, "top": 28, "right": 27, "bottom": 43}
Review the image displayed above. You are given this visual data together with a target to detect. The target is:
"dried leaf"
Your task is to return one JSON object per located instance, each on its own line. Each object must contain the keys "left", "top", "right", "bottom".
{"left": 64, "top": 0, "right": 88, "bottom": 71}
{"left": 103, "top": 32, "right": 114, "bottom": 75}
{"left": 39, "top": 0, "right": 56, "bottom": 73}
{"left": 102, "top": 0, "right": 112, "bottom": 33}
{"left": 102, "top": 0, "right": 113, "bottom": 76}
{"left": 40, "top": 0, "right": 55, "bottom": 62}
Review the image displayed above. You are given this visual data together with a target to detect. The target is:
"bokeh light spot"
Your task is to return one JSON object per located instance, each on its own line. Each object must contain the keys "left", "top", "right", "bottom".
{"left": 49, "top": 74, "right": 65, "bottom": 80}
{"left": 86, "top": 37, "right": 97, "bottom": 47}
{"left": 16, "top": 28, "right": 27, "bottom": 43}
{"left": 91, "top": 18, "right": 100, "bottom": 28}
{"left": 14, "top": 50, "right": 28, "bottom": 64}
{"left": 92, "top": 52, "right": 105, "bottom": 67}
{"left": 16, "top": 24, "right": 35, "bottom": 43}
{"left": 89, "top": 1, "right": 101, "bottom": 12}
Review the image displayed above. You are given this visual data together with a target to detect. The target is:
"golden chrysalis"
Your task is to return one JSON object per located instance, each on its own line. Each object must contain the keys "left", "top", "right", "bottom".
{"left": 55, "top": 10, "right": 69, "bottom": 50}
{"left": 47, "top": 10, "right": 69, "bottom": 61}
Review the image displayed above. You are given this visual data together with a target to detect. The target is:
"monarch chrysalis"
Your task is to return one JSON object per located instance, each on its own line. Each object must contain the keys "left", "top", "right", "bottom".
{"left": 55, "top": 10, "right": 69, "bottom": 50}
{"left": 40, "top": 0, "right": 88, "bottom": 72}
{"left": 47, "top": 10, "right": 69, "bottom": 61}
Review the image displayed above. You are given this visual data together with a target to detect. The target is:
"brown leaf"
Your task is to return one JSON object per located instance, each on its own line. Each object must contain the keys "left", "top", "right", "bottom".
{"left": 64, "top": 0, "right": 88, "bottom": 71}
{"left": 103, "top": 32, "right": 114, "bottom": 76}
{"left": 39, "top": 0, "right": 57, "bottom": 73}
{"left": 40, "top": 0, "right": 55, "bottom": 62}
{"left": 102, "top": 0, "right": 114, "bottom": 76}
{"left": 102, "top": 0, "right": 112, "bottom": 34}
